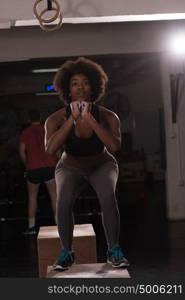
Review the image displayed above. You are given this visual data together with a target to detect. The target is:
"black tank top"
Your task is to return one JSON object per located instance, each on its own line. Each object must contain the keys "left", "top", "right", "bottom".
{"left": 63, "top": 104, "right": 104, "bottom": 156}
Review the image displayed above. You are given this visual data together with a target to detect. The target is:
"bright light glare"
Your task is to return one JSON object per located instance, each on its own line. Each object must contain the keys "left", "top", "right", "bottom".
{"left": 170, "top": 35, "right": 185, "bottom": 55}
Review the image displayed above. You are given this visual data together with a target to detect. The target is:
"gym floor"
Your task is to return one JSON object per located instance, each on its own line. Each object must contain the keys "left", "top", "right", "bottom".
{"left": 0, "top": 182, "right": 185, "bottom": 280}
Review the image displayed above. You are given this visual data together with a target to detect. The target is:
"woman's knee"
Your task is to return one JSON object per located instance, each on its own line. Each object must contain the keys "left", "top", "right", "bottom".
{"left": 97, "top": 184, "right": 115, "bottom": 199}
{"left": 98, "top": 190, "right": 118, "bottom": 208}
{"left": 56, "top": 201, "right": 74, "bottom": 219}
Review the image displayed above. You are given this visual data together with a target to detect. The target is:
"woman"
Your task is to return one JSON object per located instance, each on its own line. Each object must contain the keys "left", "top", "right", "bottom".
{"left": 45, "top": 57, "right": 129, "bottom": 270}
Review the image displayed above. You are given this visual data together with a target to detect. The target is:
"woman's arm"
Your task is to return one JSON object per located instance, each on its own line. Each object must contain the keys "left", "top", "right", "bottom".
{"left": 83, "top": 105, "right": 121, "bottom": 153}
{"left": 44, "top": 109, "right": 74, "bottom": 155}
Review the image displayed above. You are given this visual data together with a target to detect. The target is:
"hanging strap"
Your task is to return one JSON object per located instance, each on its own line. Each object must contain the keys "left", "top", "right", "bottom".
{"left": 47, "top": 0, "right": 52, "bottom": 10}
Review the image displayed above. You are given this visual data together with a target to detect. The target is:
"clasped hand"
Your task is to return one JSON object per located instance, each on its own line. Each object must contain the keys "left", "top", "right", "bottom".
{"left": 70, "top": 101, "right": 92, "bottom": 120}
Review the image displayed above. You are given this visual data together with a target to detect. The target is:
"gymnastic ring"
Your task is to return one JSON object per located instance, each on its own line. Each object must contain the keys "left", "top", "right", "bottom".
{"left": 39, "top": 11, "right": 63, "bottom": 32}
{"left": 39, "top": 7, "right": 60, "bottom": 24}
{"left": 33, "top": 0, "right": 60, "bottom": 24}
{"left": 33, "top": 0, "right": 60, "bottom": 23}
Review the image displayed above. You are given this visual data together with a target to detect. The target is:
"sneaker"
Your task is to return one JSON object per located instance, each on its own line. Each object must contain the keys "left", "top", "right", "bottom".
{"left": 107, "top": 245, "right": 129, "bottom": 268}
{"left": 23, "top": 226, "right": 37, "bottom": 236}
{"left": 53, "top": 249, "right": 75, "bottom": 271}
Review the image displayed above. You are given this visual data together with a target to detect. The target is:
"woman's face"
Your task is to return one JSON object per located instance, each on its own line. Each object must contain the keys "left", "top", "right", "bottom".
{"left": 69, "top": 73, "right": 92, "bottom": 102}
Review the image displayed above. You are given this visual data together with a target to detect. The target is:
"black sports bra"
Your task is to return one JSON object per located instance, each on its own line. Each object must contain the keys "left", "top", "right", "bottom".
{"left": 63, "top": 104, "right": 104, "bottom": 156}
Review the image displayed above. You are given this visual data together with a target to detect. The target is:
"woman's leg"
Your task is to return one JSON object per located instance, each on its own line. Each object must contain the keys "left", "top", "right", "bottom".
{"left": 55, "top": 162, "right": 85, "bottom": 250}
{"left": 89, "top": 159, "right": 120, "bottom": 249}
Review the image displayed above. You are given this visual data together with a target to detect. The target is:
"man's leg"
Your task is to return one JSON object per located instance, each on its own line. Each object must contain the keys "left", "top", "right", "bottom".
{"left": 27, "top": 180, "right": 40, "bottom": 228}
{"left": 45, "top": 178, "right": 57, "bottom": 219}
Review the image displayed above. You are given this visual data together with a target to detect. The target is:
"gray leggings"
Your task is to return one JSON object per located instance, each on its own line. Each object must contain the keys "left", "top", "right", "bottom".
{"left": 55, "top": 157, "right": 120, "bottom": 250}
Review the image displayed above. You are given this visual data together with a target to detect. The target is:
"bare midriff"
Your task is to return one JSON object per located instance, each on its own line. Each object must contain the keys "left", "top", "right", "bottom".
{"left": 61, "top": 148, "right": 113, "bottom": 169}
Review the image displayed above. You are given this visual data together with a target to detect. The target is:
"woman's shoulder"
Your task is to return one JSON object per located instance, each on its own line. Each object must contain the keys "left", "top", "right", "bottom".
{"left": 48, "top": 107, "right": 66, "bottom": 120}
{"left": 98, "top": 105, "right": 120, "bottom": 121}
{"left": 45, "top": 107, "right": 66, "bottom": 127}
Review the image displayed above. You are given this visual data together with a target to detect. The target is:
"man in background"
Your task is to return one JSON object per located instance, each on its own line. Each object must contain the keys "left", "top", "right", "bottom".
{"left": 19, "top": 109, "right": 57, "bottom": 235}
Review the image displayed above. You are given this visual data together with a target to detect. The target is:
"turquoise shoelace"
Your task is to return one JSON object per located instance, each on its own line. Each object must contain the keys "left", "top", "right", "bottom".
{"left": 108, "top": 245, "right": 124, "bottom": 260}
{"left": 58, "top": 249, "right": 74, "bottom": 262}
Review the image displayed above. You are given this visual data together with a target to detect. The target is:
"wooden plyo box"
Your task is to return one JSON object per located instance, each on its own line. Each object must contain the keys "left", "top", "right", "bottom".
{"left": 37, "top": 224, "right": 97, "bottom": 277}
{"left": 47, "top": 263, "right": 130, "bottom": 278}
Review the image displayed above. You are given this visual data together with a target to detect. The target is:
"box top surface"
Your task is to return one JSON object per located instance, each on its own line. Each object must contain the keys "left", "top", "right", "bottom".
{"left": 38, "top": 224, "right": 95, "bottom": 239}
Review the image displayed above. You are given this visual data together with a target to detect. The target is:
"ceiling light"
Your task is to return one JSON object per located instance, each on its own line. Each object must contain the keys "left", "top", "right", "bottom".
{"left": 35, "top": 92, "right": 58, "bottom": 96}
{"left": 32, "top": 68, "right": 58, "bottom": 73}
{"left": 13, "top": 13, "right": 185, "bottom": 28}
{"left": 170, "top": 35, "right": 185, "bottom": 55}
